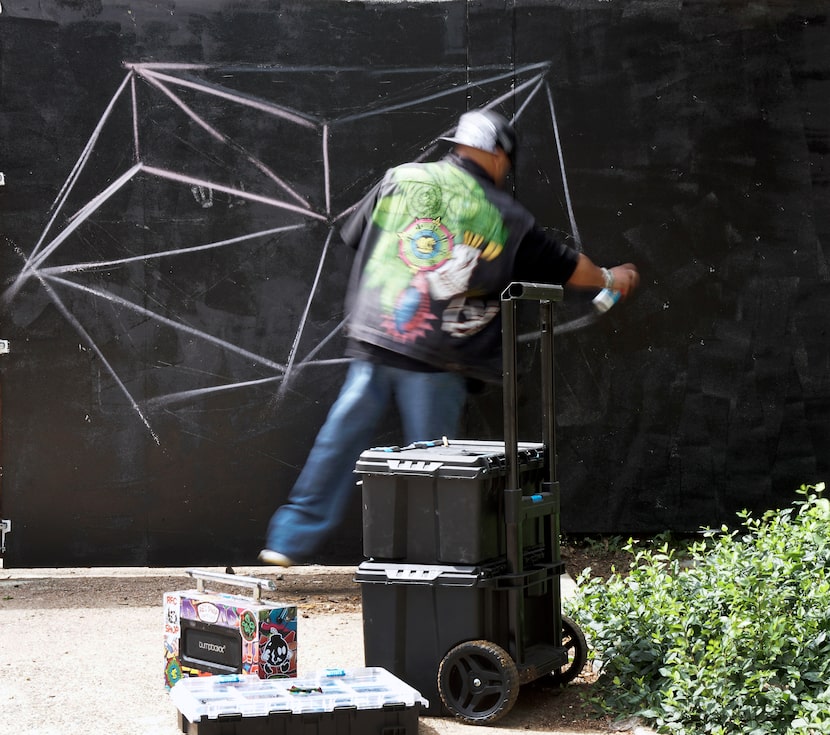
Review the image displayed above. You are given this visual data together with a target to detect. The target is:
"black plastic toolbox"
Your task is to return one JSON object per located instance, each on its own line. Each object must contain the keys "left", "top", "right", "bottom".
{"left": 357, "top": 439, "right": 547, "bottom": 564}
{"left": 356, "top": 558, "right": 565, "bottom": 716}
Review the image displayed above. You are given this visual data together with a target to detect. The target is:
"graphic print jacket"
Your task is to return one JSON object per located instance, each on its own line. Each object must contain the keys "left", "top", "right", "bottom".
{"left": 340, "top": 154, "right": 537, "bottom": 383}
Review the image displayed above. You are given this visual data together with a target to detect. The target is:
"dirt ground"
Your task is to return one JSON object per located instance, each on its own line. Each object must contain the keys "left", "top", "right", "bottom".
{"left": 0, "top": 542, "right": 643, "bottom": 735}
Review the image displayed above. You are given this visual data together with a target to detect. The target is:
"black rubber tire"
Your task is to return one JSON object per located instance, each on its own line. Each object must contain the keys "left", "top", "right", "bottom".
{"left": 437, "top": 639, "right": 520, "bottom": 724}
{"left": 548, "top": 615, "right": 588, "bottom": 685}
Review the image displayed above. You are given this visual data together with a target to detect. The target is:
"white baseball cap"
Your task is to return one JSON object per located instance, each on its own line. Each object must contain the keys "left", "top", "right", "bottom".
{"left": 440, "top": 109, "right": 517, "bottom": 159}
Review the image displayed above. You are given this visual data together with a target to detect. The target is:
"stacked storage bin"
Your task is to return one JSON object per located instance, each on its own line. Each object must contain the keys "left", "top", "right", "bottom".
{"left": 171, "top": 667, "right": 427, "bottom": 735}
{"left": 355, "top": 283, "right": 586, "bottom": 725}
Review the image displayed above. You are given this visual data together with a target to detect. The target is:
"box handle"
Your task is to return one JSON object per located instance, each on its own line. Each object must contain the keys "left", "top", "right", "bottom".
{"left": 185, "top": 568, "right": 277, "bottom": 601}
{"left": 385, "top": 459, "right": 444, "bottom": 475}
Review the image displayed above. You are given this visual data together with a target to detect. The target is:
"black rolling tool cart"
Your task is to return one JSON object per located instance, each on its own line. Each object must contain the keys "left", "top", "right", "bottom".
{"left": 356, "top": 282, "right": 588, "bottom": 725}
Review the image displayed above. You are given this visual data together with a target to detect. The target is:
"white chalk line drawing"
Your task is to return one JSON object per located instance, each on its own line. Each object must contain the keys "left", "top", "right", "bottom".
{"left": 4, "top": 61, "right": 581, "bottom": 442}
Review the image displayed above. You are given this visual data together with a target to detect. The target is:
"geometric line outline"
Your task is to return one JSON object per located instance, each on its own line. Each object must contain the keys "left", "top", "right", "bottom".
{"left": 4, "top": 60, "right": 589, "bottom": 442}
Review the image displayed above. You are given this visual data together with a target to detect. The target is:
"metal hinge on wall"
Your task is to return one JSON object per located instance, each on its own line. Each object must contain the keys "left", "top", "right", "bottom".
{"left": 0, "top": 520, "right": 10, "bottom": 553}
{"left": 1, "top": 337, "right": 9, "bottom": 552}
{"left": 1, "top": 340, "right": 10, "bottom": 553}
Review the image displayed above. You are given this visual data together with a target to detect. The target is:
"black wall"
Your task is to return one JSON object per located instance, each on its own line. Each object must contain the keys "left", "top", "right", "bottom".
{"left": 0, "top": 1, "right": 827, "bottom": 567}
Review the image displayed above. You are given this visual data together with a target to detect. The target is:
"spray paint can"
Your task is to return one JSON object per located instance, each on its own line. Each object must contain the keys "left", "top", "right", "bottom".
{"left": 592, "top": 288, "right": 621, "bottom": 313}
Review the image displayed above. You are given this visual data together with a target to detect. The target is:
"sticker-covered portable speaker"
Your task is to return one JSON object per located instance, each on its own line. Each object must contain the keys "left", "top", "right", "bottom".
{"left": 164, "top": 569, "right": 297, "bottom": 689}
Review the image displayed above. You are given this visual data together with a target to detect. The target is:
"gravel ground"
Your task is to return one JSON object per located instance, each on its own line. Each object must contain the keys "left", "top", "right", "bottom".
{"left": 0, "top": 564, "right": 626, "bottom": 735}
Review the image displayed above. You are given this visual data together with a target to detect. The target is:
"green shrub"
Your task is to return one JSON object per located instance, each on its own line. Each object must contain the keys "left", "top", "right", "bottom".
{"left": 567, "top": 483, "right": 830, "bottom": 734}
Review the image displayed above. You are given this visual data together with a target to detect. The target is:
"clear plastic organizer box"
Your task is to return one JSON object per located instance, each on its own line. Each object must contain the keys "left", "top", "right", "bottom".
{"left": 170, "top": 666, "right": 428, "bottom": 723}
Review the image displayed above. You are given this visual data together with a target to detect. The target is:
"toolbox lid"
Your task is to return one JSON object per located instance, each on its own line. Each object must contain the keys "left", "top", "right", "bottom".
{"left": 170, "top": 667, "right": 428, "bottom": 722}
{"left": 355, "top": 439, "right": 545, "bottom": 478}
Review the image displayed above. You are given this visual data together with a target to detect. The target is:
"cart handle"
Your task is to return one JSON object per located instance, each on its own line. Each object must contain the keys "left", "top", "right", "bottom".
{"left": 502, "top": 282, "right": 564, "bottom": 302}
{"left": 500, "top": 281, "right": 562, "bottom": 491}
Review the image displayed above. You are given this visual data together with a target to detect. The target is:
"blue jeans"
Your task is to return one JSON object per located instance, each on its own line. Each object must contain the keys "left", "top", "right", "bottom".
{"left": 264, "top": 360, "right": 467, "bottom": 562}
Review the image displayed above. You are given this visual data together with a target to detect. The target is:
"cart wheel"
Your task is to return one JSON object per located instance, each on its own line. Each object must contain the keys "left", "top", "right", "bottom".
{"left": 438, "top": 639, "right": 520, "bottom": 724}
{"left": 548, "top": 615, "right": 588, "bottom": 685}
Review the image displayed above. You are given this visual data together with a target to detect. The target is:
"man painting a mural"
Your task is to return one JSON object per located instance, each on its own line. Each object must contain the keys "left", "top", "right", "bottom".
{"left": 260, "top": 108, "right": 640, "bottom": 567}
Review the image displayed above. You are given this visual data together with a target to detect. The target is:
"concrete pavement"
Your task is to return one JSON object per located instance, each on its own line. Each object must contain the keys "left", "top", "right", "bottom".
{"left": 0, "top": 564, "right": 610, "bottom": 735}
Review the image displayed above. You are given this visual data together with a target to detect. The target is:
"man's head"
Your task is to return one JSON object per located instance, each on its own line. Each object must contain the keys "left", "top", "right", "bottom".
{"left": 441, "top": 109, "right": 517, "bottom": 186}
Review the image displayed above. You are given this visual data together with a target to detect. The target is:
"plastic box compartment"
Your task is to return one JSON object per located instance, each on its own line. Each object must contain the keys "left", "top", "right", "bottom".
{"left": 357, "top": 439, "right": 546, "bottom": 564}
{"left": 170, "top": 667, "right": 426, "bottom": 734}
{"left": 355, "top": 559, "right": 564, "bottom": 716}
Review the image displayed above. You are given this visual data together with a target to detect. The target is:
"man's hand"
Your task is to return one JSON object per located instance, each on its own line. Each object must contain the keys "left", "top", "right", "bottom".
{"left": 608, "top": 263, "right": 640, "bottom": 296}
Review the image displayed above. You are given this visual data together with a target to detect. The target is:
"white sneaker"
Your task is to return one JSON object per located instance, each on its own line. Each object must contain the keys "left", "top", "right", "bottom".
{"left": 258, "top": 549, "right": 294, "bottom": 567}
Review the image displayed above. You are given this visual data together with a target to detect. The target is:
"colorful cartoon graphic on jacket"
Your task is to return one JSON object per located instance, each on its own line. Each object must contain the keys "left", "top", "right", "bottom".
{"left": 362, "top": 162, "right": 508, "bottom": 342}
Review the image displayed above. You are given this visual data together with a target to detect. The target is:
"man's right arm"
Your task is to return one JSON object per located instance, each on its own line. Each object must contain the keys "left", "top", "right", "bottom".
{"left": 514, "top": 226, "right": 639, "bottom": 298}
{"left": 566, "top": 253, "right": 640, "bottom": 296}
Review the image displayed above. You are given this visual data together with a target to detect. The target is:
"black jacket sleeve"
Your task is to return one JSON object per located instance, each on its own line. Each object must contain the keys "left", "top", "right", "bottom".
{"left": 339, "top": 181, "right": 383, "bottom": 250}
{"left": 512, "top": 224, "right": 580, "bottom": 285}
